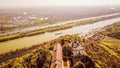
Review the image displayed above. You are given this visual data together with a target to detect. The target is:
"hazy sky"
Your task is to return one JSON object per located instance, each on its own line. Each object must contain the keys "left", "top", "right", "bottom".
{"left": 0, "top": 0, "right": 120, "bottom": 7}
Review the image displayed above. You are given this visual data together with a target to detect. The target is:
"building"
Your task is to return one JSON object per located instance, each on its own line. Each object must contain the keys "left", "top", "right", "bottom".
{"left": 51, "top": 43, "right": 63, "bottom": 68}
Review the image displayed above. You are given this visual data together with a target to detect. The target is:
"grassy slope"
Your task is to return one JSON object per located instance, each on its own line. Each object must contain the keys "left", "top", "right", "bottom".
{"left": 85, "top": 40, "right": 120, "bottom": 68}
{"left": 102, "top": 36, "right": 120, "bottom": 52}
{"left": 101, "top": 22, "right": 120, "bottom": 39}
{"left": 102, "top": 36, "right": 120, "bottom": 46}
{"left": 85, "top": 22, "right": 120, "bottom": 68}
{"left": 101, "top": 22, "right": 120, "bottom": 54}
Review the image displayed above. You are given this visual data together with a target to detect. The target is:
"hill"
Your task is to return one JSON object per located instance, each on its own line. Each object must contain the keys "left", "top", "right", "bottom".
{"left": 0, "top": 22, "right": 120, "bottom": 68}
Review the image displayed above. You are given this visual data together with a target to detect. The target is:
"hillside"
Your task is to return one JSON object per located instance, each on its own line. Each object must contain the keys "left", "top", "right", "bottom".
{"left": 100, "top": 22, "right": 120, "bottom": 39}
{"left": 0, "top": 23, "right": 120, "bottom": 68}
{"left": 86, "top": 22, "right": 120, "bottom": 68}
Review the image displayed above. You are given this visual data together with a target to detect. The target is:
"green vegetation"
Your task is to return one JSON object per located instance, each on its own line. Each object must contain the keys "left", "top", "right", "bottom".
{"left": 56, "top": 35, "right": 96, "bottom": 68}
{"left": 102, "top": 36, "right": 120, "bottom": 54}
{"left": 1, "top": 14, "right": 120, "bottom": 42}
{"left": 100, "top": 22, "right": 120, "bottom": 39}
{"left": 85, "top": 40, "right": 120, "bottom": 68}
{"left": 0, "top": 21, "right": 120, "bottom": 67}
{"left": 0, "top": 35, "right": 77, "bottom": 68}
{"left": 0, "top": 43, "right": 46, "bottom": 63}
{"left": 0, "top": 33, "right": 120, "bottom": 68}
{"left": 102, "top": 36, "right": 120, "bottom": 46}
{"left": 0, "top": 47, "right": 52, "bottom": 68}
{"left": 100, "top": 22, "right": 120, "bottom": 55}
{"left": 62, "top": 43, "right": 73, "bottom": 57}
{"left": 74, "top": 61, "right": 85, "bottom": 68}
{"left": 85, "top": 22, "right": 120, "bottom": 68}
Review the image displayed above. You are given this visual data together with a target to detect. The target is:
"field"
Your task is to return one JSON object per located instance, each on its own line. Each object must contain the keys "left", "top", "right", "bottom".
{"left": 102, "top": 36, "right": 120, "bottom": 55}
{"left": 102, "top": 36, "right": 120, "bottom": 46}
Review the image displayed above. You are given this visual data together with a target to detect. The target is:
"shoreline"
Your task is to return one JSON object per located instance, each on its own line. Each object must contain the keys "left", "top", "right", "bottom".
{"left": 0, "top": 13, "right": 120, "bottom": 42}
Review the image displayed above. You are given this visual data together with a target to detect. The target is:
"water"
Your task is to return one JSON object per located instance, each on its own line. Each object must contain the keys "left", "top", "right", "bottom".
{"left": 0, "top": 13, "right": 120, "bottom": 36}
{"left": 0, "top": 17, "right": 120, "bottom": 54}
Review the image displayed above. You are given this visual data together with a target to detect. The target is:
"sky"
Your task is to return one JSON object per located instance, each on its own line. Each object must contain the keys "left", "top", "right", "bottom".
{"left": 0, "top": 0, "right": 120, "bottom": 8}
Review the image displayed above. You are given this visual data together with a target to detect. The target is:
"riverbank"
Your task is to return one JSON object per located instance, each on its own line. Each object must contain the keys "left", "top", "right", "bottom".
{"left": 0, "top": 17, "right": 120, "bottom": 55}
{"left": 0, "top": 13, "right": 120, "bottom": 42}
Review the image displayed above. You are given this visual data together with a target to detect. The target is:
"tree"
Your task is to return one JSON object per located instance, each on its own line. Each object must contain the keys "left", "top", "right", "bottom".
{"left": 63, "top": 43, "right": 73, "bottom": 57}
{"left": 74, "top": 61, "right": 85, "bottom": 68}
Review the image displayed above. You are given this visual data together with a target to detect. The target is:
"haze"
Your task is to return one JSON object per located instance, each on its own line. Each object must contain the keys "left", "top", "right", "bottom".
{"left": 0, "top": 0, "right": 120, "bottom": 8}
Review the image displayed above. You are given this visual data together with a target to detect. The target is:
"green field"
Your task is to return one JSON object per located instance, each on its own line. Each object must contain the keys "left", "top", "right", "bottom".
{"left": 102, "top": 36, "right": 120, "bottom": 46}
{"left": 102, "top": 36, "right": 120, "bottom": 55}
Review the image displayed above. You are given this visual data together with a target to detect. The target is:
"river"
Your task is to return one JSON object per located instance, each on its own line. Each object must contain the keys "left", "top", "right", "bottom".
{"left": 0, "top": 17, "right": 120, "bottom": 54}
{"left": 0, "top": 13, "right": 120, "bottom": 36}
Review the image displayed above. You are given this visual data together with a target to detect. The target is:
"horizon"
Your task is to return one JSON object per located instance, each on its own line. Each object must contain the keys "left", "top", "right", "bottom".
{"left": 0, "top": 5, "right": 120, "bottom": 9}
{"left": 0, "top": 0, "right": 120, "bottom": 8}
